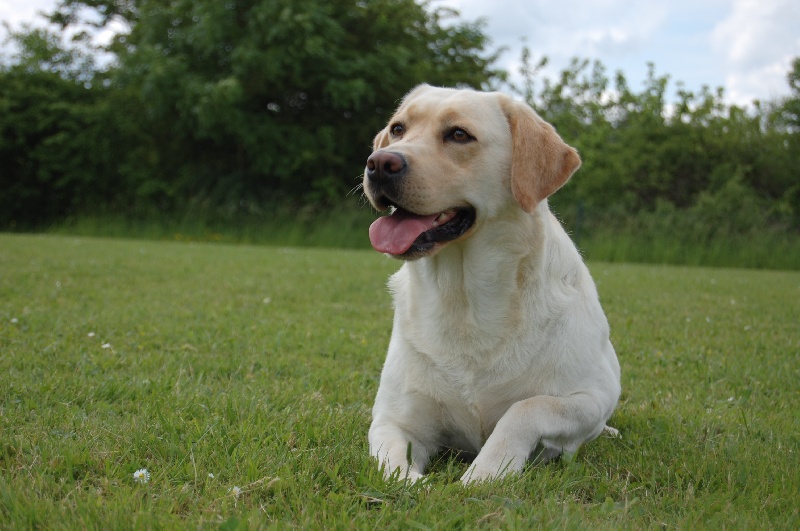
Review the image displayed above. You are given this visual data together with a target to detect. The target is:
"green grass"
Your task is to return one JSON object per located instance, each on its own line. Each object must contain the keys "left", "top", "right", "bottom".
{"left": 45, "top": 206, "right": 800, "bottom": 270}
{"left": 47, "top": 204, "right": 379, "bottom": 251}
{"left": 1, "top": 233, "right": 798, "bottom": 528}
{"left": 566, "top": 218, "right": 800, "bottom": 271}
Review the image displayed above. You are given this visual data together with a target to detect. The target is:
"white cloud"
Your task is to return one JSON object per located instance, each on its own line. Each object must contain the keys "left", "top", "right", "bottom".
{"left": 711, "top": 0, "right": 800, "bottom": 104}
{"left": 444, "top": 0, "right": 667, "bottom": 59}
{"left": 0, "top": 0, "right": 53, "bottom": 28}
{"left": 1, "top": 0, "right": 125, "bottom": 67}
{"left": 440, "top": 0, "right": 675, "bottom": 99}
{"left": 1, "top": 0, "right": 55, "bottom": 62}
{"left": 3, "top": 0, "right": 797, "bottom": 105}
{"left": 443, "top": 0, "right": 796, "bottom": 105}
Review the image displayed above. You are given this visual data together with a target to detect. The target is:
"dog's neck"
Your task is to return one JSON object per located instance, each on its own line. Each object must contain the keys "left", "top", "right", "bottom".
{"left": 416, "top": 200, "right": 549, "bottom": 279}
{"left": 401, "top": 202, "right": 555, "bottom": 338}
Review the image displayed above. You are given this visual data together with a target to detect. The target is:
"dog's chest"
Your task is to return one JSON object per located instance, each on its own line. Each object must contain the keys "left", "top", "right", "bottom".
{"left": 407, "top": 346, "right": 530, "bottom": 451}
{"left": 447, "top": 372, "right": 523, "bottom": 452}
{"left": 391, "top": 259, "right": 551, "bottom": 449}
{"left": 399, "top": 280, "right": 523, "bottom": 359}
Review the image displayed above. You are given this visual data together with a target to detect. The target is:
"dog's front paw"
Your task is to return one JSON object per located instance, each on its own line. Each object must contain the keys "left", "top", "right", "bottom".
{"left": 460, "top": 465, "right": 494, "bottom": 484}
{"left": 401, "top": 470, "right": 425, "bottom": 483}
{"left": 382, "top": 465, "right": 425, "bottom": 484}
{"left": 460, "top": 456, "right": 521, "bottom": 485}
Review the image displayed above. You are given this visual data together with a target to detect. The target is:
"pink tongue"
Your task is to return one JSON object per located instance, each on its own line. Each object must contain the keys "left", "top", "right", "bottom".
{"left": 369, "top": 210, "right": 440, "bottom": 255}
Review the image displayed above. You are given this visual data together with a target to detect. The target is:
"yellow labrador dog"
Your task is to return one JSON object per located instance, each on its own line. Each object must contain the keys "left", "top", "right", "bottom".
{"left": 363, "top": 84, "right": 620, "bottom": 484}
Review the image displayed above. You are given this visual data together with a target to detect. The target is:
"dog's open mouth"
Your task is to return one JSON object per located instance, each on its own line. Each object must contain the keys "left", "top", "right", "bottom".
{"left": 369, "top": 206, "right": 476, "bottom": 258}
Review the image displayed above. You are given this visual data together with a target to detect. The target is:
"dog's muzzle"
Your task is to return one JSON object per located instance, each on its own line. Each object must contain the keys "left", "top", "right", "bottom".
{"left": 365, "top": 151, "right": 407, "bottom": 210}
{"left": 364, "top": 150, "right": 475, "bottom": 259}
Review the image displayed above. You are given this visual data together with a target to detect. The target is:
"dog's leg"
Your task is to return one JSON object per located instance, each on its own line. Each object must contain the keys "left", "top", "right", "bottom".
{"left": 369, "top": 423, "right": 434, "bottom": 482}
{"left": 460, "top": 394, "right": 608, "bottom": 484}
{"left": 602, "top": 425, "right": 620, "bottom": 438}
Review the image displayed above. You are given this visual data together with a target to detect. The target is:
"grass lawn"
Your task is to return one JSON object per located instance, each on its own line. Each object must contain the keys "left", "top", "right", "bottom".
{"left": 1, "top": 233, "right": 798, "bottom": 528}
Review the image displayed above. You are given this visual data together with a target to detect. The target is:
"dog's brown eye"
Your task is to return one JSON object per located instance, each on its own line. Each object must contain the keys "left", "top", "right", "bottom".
{"left": 447, "top": 128, "right": 474, "bottom": 143}
{"left": 390, "top": 124, "right": 405, "bottom": 138}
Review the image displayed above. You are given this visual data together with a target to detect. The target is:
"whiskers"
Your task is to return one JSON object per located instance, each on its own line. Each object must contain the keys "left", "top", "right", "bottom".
{"left": 348, "top": 178, "right": 376, "bottom": 211}
{"left": 348, "top": 181, "right": 364, "bottom": 198}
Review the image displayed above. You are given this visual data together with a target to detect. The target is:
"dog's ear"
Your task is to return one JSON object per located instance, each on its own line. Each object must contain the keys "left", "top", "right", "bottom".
{"left": 373, "top": 128, "right": 390, "bottom": 150}
{"left": 500, "top": 96, "right": 581, "bottom": 212}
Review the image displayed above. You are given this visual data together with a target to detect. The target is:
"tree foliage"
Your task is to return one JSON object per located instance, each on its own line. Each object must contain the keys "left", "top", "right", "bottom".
{"left": 0, "top": 26, "right": 118, "bottom": 225}
{"left": 77, "top": 0, "right": 498, "bottom": 205}
{"left": 517, "top": 55, "right": 800, "bottom": 232}
{"left": 2, "top": 0, "right": 500, "bottom": 225}
{"left": 0, "top": 1, "right": 798, "bottom": 237}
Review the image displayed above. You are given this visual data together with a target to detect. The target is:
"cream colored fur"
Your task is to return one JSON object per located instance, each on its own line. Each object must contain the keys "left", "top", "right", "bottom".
{"left": 364, "top": 85, "right": 621, "bottom": 484}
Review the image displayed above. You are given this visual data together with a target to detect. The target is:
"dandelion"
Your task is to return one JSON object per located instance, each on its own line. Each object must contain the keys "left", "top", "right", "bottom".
{"left": 133, "top": 468, "right": 150, "bottom": 484}
{"left": 229, "top": 486, "right": 242, "bottom": 497}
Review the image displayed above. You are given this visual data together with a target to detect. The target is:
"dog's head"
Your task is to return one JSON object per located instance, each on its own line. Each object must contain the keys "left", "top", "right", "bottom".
{"left": 364, "top": 84, "right": 580, "bottom": 260}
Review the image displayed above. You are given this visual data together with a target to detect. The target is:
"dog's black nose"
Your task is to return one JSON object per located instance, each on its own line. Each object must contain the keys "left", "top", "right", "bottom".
{"left": 366, "top": 151, "right": 407, "bottom": 182}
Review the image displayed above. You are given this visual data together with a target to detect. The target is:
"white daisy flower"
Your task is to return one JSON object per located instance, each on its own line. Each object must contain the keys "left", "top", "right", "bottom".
{"left": 133, "top": 468, "right": 150, "bottom": 484}
{"left": 11, "top": 318, "right": 18, "bottom": 324}
{"left": 88, "top": 332, "right": 96, "bottom": 338}
{"left": 101, "top": 343, "right": 112, "bottom": 349}
{"left": 229, "top": 486, "right": 242, "bottom": 497}
{"left": 208, "top": 473, "right": 215, "bottom": 478}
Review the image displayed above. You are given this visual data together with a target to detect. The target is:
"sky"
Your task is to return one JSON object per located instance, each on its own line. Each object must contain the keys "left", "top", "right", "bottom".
{"left": 439, "top": 0, "right": 799, "bottom": 106}
{"left": 1, "top": 0, "right": 798, "bottom": 106}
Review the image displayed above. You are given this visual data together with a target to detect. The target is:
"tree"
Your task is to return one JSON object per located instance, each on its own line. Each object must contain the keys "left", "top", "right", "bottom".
{"left": 516, "top": 51, "right": 799, "bottom": 232}
{"left": 780, "top": 57, "right": 800, "bottom": 131}
{"left": 0, "top": 26, "right": 118, "bottom": 226}
{"left": 48, "top": 0, "right": 502, "bottom": 212}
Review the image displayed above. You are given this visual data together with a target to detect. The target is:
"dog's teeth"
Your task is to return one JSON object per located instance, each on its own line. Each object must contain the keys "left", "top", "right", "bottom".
{"left": 436, "top": 213, "right": 448, "bottom": 223}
